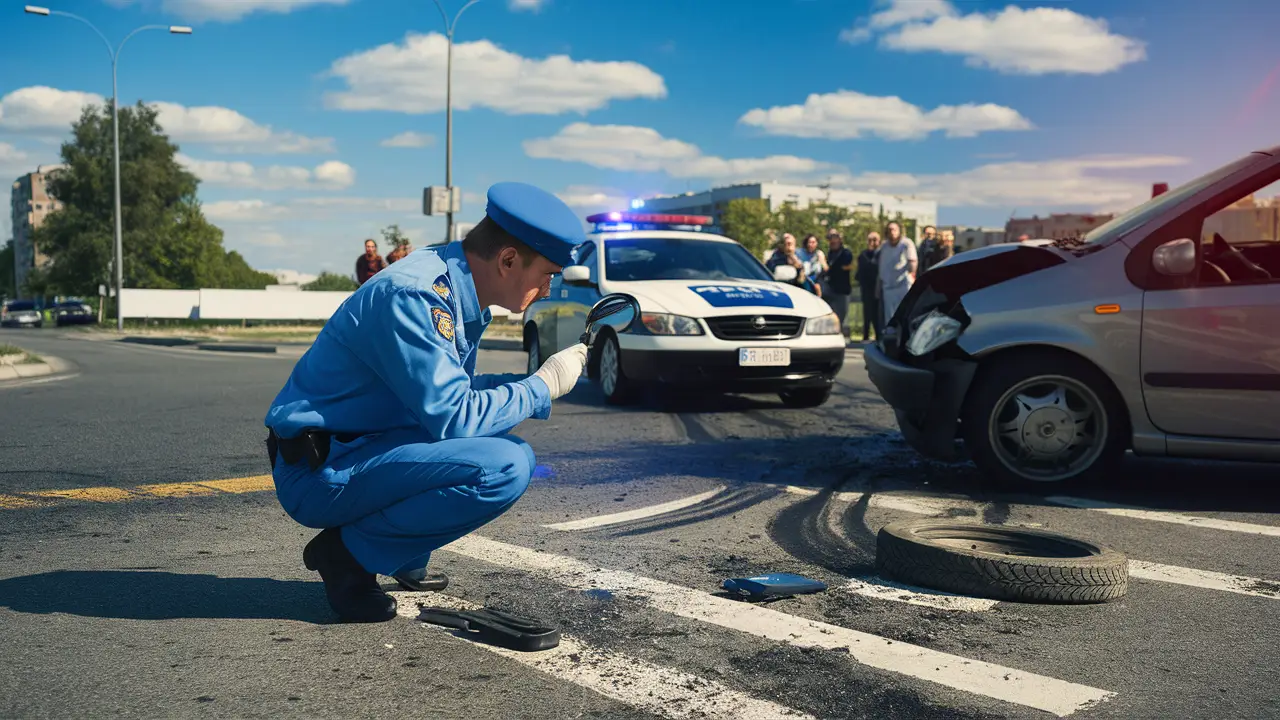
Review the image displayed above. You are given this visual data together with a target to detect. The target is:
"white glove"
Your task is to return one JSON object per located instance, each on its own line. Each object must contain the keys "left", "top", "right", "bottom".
{"left": 533, "top": 343, "right": 588, "bottom": 400}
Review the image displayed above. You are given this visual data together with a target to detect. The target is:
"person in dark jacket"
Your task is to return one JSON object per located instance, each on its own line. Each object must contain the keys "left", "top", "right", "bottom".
{"left": 823, "top": 229, "right": 855, "bottom": 340}
{"left": 854, "top": 232, "right": 882, "bottom": 342}
{"left": 356, "top": 239, "right": 387, "bottom": 286}
{"left": 924, "top": 229, "right": 955, "bottom": 272}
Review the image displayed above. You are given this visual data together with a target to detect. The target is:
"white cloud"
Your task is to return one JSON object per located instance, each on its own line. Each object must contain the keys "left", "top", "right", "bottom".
{"left": 827, "top": 155, "right": 1189, "bottom": 209}
{"left": 205, "top": 196, "right": 420, "bottom": 223}
{"left": 842, "top": 0, "right": 1146, "bottom": 75}
{"left": 0, "top": 87, "right": 333, "bottom": 154}
{"left": 0, "top": 87, "right": 101, "bottom": 131}
{"left": 323, "top": 32, "right": 667, "bottom": 115}
{"left": 556, "top": 185, "right": 631, "bottom": 210}
{"left": 178, "top": 155, "right": 356, "bottom": 190}
{"left": 524, "top": 123, "right": 838, "bottom": 182}
{"left": 0, "top": 142, "right": 35, "bottom": 180}
{"left": 509, "top": 0, "right": 547, "bottom": 11}
{"left": 739, "top": 90, "right": 1033, "bottom": 141}
{"left": 105, "top": 0, "right": 351, "bottom": 23}
{"left": 150, "top": 101, "right": 334, "bottom": 153}
{"left": 380, "top": 131, "right": 435, "bottom": 148}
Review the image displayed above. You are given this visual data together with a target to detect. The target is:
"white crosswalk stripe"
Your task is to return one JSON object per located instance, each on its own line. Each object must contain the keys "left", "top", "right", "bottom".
{"left": 544, "top": 486, "right": 726, "bottom": 531}
{"left": 1045, "top": 496, "right": 1280, "bottom": 537}
{"left": 443, "top": 534, "right": 1116, "bottom": 717}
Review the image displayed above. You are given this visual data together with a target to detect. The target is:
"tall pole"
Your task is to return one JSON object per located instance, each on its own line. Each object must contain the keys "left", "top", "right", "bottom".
{"left": 111, "top": 57, "right": 123, "bottom": 331}
{"left": 23, "top": 7, "right": 190, "bottom": 331}
{"left": 445, "top": 31, "right": 453, "bottom": 243}
{"left": 432, "top": 0, "right": 481, "bottom": 244}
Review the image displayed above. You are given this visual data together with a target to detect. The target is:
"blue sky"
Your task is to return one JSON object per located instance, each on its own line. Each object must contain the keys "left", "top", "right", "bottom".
{"left": 3, "top": 0, "right": 1279, "bottom": 277}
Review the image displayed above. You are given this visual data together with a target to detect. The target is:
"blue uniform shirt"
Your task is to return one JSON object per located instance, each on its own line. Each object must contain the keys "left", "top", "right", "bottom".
{"left": 264, "top": 242, "right": 552, "bottom": 441}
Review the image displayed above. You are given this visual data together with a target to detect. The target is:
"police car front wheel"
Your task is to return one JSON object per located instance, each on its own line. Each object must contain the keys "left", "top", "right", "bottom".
{"left": 596, "top": 333, "right": 640, "bottom": 405}
{"left": 525, "top": 325, "right": 542, "bottom": 374}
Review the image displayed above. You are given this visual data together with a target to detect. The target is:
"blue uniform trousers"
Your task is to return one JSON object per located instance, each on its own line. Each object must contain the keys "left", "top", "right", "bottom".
{"left": 273, "top": 428, "right": 534, "bottom": 576}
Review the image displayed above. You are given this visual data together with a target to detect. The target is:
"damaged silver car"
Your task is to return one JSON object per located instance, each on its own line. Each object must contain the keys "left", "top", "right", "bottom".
{"left": 865, "top": 145, "right": 1280, "bottom": 490}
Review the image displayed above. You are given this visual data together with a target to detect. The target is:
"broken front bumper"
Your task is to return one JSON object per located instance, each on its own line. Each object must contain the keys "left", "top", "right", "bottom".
{"left": 863, "top": 344, "right": 977, "bottom": 461}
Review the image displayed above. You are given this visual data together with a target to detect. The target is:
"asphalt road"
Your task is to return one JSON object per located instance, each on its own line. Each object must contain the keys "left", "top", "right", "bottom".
{"left": 1, "top": 327, "right": 1277, "bottom": 720}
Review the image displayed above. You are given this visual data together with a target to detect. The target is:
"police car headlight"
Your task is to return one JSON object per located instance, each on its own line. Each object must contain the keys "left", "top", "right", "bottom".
{"left": 641, "top": 312, "right": 704, "bottom": 336}
{"left": 905, "top": 310, "right": 963, "bottom": 356}
{"left": 805, "top": 313, "right": 841, "bottom": 335}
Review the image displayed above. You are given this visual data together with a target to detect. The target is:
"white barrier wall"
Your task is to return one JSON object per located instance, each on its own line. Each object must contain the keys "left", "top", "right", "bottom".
{"left": 119, "top": 289, "right": 201, "bottom": 319}
{"left": 121, "top": 288, "right": 514, "bottom": 321}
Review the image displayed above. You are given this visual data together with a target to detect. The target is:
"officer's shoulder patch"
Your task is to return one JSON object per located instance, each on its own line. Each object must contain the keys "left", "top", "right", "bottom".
{"left": 431, "top": 307, "right": 455, "bottom": 342}
{"left": 431, "top": 274, "right": 453, "bottom": 302}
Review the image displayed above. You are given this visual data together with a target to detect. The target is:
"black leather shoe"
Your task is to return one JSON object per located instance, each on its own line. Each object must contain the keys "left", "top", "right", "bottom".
{"left": 391, "top": 567, "right": 450, "bottom": 592}
{"left": 303, "top": 528, "right": 397, "bottom": 623}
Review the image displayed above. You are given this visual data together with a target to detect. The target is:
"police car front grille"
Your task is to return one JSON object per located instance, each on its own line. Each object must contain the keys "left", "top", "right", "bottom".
{"left": 705, "top": 315, "right": 803, "bottom": 340}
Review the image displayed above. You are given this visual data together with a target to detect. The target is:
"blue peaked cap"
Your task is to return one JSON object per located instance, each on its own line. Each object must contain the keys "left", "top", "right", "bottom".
{"left": 485, "top": 182, "right": 585, "bottom": 269}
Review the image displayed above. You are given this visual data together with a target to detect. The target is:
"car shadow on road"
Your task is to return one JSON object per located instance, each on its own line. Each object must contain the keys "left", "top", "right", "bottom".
{"left": 0, "top": 570, "right": 335, "bottom": 623}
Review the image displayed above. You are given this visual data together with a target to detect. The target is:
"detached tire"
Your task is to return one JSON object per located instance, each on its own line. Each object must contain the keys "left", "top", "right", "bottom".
{"left": 875, "top": 519, "right": 1128, "bottom": 604}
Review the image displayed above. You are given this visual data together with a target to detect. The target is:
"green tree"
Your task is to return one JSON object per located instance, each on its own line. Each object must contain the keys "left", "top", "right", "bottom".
{"left": 0, "top": 240, "right": 14, "bottom": 299}
{"left": 32, "top": 101, "right": 278, "bottom": 295}
{"left": 718, "top": 198, "right": 774, "bottom": 258}
{"left": 381, "top": 223, "right": 411, "bottom": 251}
{"left": 302, "top": 271, "right": 359, "bottom": 292}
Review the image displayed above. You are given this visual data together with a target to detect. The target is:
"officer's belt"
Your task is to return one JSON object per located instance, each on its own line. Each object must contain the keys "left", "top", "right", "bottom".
{"left": 266, "top": 428, "right": 362, "bottom": 471}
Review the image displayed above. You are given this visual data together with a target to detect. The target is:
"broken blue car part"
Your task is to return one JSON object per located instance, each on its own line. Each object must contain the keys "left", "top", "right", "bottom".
{"left": 721, "top": 573, "right": 828, "bottom": 600}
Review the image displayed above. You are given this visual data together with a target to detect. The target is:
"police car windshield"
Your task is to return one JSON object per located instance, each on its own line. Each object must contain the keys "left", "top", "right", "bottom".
{"left": 604, "top": 237, "right": 774, "bottom": 282}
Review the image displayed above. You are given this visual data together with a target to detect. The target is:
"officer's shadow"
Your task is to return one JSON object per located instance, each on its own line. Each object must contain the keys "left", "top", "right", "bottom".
{"left": 0, "top": 570, "right": 334, "bottom": 623}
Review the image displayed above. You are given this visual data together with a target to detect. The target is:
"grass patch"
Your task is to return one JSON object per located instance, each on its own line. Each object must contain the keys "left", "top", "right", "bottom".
{"left": 20, "top": 352, "right": 42, "bottom": 364}
{"left": 0, "top": 343, "right": 23, "bottom": 357}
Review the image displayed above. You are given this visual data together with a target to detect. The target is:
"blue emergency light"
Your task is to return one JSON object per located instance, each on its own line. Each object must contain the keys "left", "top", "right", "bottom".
{"left": 586, "top": 212, "right": 717, "bottom": 233}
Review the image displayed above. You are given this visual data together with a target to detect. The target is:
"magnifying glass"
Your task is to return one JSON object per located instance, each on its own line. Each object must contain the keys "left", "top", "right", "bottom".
{"left": 580, "top": 293, "right": 640, "bottom": 347}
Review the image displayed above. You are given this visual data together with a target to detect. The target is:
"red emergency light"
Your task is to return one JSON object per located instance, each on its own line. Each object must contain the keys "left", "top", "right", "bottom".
{"left": 585, "top": 212, "right": 713, "bottom": 226}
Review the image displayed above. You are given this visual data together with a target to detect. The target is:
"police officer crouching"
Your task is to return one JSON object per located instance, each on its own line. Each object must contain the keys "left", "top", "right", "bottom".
{"left": 264, "top": 182, "right": 590, "bottom": 623}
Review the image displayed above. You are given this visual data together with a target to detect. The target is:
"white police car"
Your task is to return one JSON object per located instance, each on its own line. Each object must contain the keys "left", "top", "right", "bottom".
{"left": 522, "top": 212, "right": 845, "bottom": 407}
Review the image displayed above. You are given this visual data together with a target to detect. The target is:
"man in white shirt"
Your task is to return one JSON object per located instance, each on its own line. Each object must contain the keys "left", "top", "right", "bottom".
{"left": 876, "top": 221, "right": 918, "bottom": 326}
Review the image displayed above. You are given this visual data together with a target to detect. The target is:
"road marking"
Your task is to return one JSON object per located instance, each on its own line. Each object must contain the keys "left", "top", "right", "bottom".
{"left": 443, "top": 535, "right": 1115, "bottom": 717}
{"left": 134, "top": 482, "right": 218, "bottom": 498}
{"left": 0, "top": 494, "right": 57, "bottom": 509}
{"left": 196, "top": 475, "right": 274, "bottom": 494}
{"left": 27, "top": 486, "right": 135, "bottom": 503}
{"left": 841, "top": 577, "right": 1001, "bottom": 612}
{"left": 1127, "top": 561, "right": 1279, "bottom": 600}
{"left": 784, "top": 486, "right": 985, "bottom": 517}
{"left": 1046, "top": 496, "right": 1280, "bottom": 538}
{"left": 0, "top": 372, "right": 80, "bottom": 390}
{"left": 545, "top": 486, "right": 726, "bottom": 531}
{"left": 392, "top": 592, "right": 815, "bottom": 719}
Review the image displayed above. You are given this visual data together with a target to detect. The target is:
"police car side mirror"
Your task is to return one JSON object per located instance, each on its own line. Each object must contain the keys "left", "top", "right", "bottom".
{"left": 580, "top": 293, "right": 639, "bottom": 347}
{"left": 562, "top": 265, "right": 593, "bottom": 286}
{"left": 773, "top": 265, "right": 798, "bottom": 283}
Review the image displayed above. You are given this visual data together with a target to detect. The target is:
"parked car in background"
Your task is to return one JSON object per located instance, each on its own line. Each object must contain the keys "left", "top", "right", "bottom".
{"left": 1, "top": 300, "right": 43, "bottom": 328}
{"left": 53, "top": 299, "right": 95, "bottom": 327}
{"left": 864, "top": 144, "right": 1280, "bottom": 491}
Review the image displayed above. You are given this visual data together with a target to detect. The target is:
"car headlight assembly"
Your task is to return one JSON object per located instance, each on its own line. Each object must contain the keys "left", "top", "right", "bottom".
{"left": 905, "top": 310, "right": 963, "bottom": 356}
{"left": 640, "top": 312, "right": 704, "bottom": 336}
{"left": 805, "top": 312, "right": 842, "bottom": 335}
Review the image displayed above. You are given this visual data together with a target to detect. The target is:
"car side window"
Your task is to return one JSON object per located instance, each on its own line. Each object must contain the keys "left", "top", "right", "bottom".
{"left": 1134, "top": 169, "right": 1280, "bottom": 291}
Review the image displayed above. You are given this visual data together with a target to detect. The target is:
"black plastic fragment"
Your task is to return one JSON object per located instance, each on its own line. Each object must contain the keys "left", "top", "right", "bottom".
{"left": 417, "top": 606, "right": 561, "bottom": 652}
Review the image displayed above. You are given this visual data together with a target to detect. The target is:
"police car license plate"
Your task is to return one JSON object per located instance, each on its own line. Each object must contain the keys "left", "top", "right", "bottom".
{"left": 738, "top": 348, "right": 790, "bottom": 367}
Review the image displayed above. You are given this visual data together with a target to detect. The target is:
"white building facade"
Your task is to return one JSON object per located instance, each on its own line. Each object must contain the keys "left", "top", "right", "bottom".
{"left": 640, "top": 182, "right": 938, "bottom": 241}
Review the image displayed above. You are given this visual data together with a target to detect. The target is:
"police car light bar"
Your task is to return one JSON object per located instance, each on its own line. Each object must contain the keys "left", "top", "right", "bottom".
{"left": 585, "top": 212, "right": 714, "bottom": 226}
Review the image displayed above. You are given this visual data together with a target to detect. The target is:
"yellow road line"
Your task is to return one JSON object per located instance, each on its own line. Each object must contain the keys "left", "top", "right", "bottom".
{"left": 196, "top": 475, "right": 274, "bottom": 494}
{"left": 134, "top": 482, "right": 219, "bottom": 498}
{"left": 1, "top": 474, "right": 275, "bottom": 510}
{"left": 0, "top": 494, "right": 57, "bottom": 509}
{"left": 28, "top": 487, "right": 136, "bottom": 503}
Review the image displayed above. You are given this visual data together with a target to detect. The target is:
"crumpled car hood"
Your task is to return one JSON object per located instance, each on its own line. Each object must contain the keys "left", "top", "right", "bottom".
{"left": 918, "top": 242, "right": 1070, "bottom": 298}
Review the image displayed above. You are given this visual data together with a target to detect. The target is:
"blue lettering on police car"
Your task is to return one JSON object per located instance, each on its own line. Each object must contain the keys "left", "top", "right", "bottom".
{"left": 689, "top": 285, "right": 794, "bottom": 309}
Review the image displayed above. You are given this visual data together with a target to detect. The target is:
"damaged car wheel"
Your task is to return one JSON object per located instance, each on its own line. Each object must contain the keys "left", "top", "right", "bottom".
{"left": 876, "top": 519, "right": 1129, "bottom": 604}
{"left": 960, "top": 350, "right": 1127, "bottom": 492}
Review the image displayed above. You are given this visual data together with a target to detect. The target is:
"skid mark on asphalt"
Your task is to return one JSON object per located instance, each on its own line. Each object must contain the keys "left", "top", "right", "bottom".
{"left": 391, "top": 591, "right": 815, "bottom": 720}
{"left": 1046, "top": 496, "right": 1280, "bottom": 537}
{"left": 442, "top": 534, "right": 1116, "bottom": 717}
{"left": 545, "top": 486, "right": 727, "bottom": 531}
{"left": 603, "top": 487, "right": 782, "bottom": 538}
{"left": 785, "top": 486, "right": 1280, "bottom": 602}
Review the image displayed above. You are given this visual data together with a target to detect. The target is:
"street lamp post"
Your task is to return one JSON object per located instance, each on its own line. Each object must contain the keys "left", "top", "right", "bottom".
{"left": 24, "top": 6, "right": 190, "bottom": 332}
{"left": 431, "top": 0, "right": 481, "bottom": 244}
